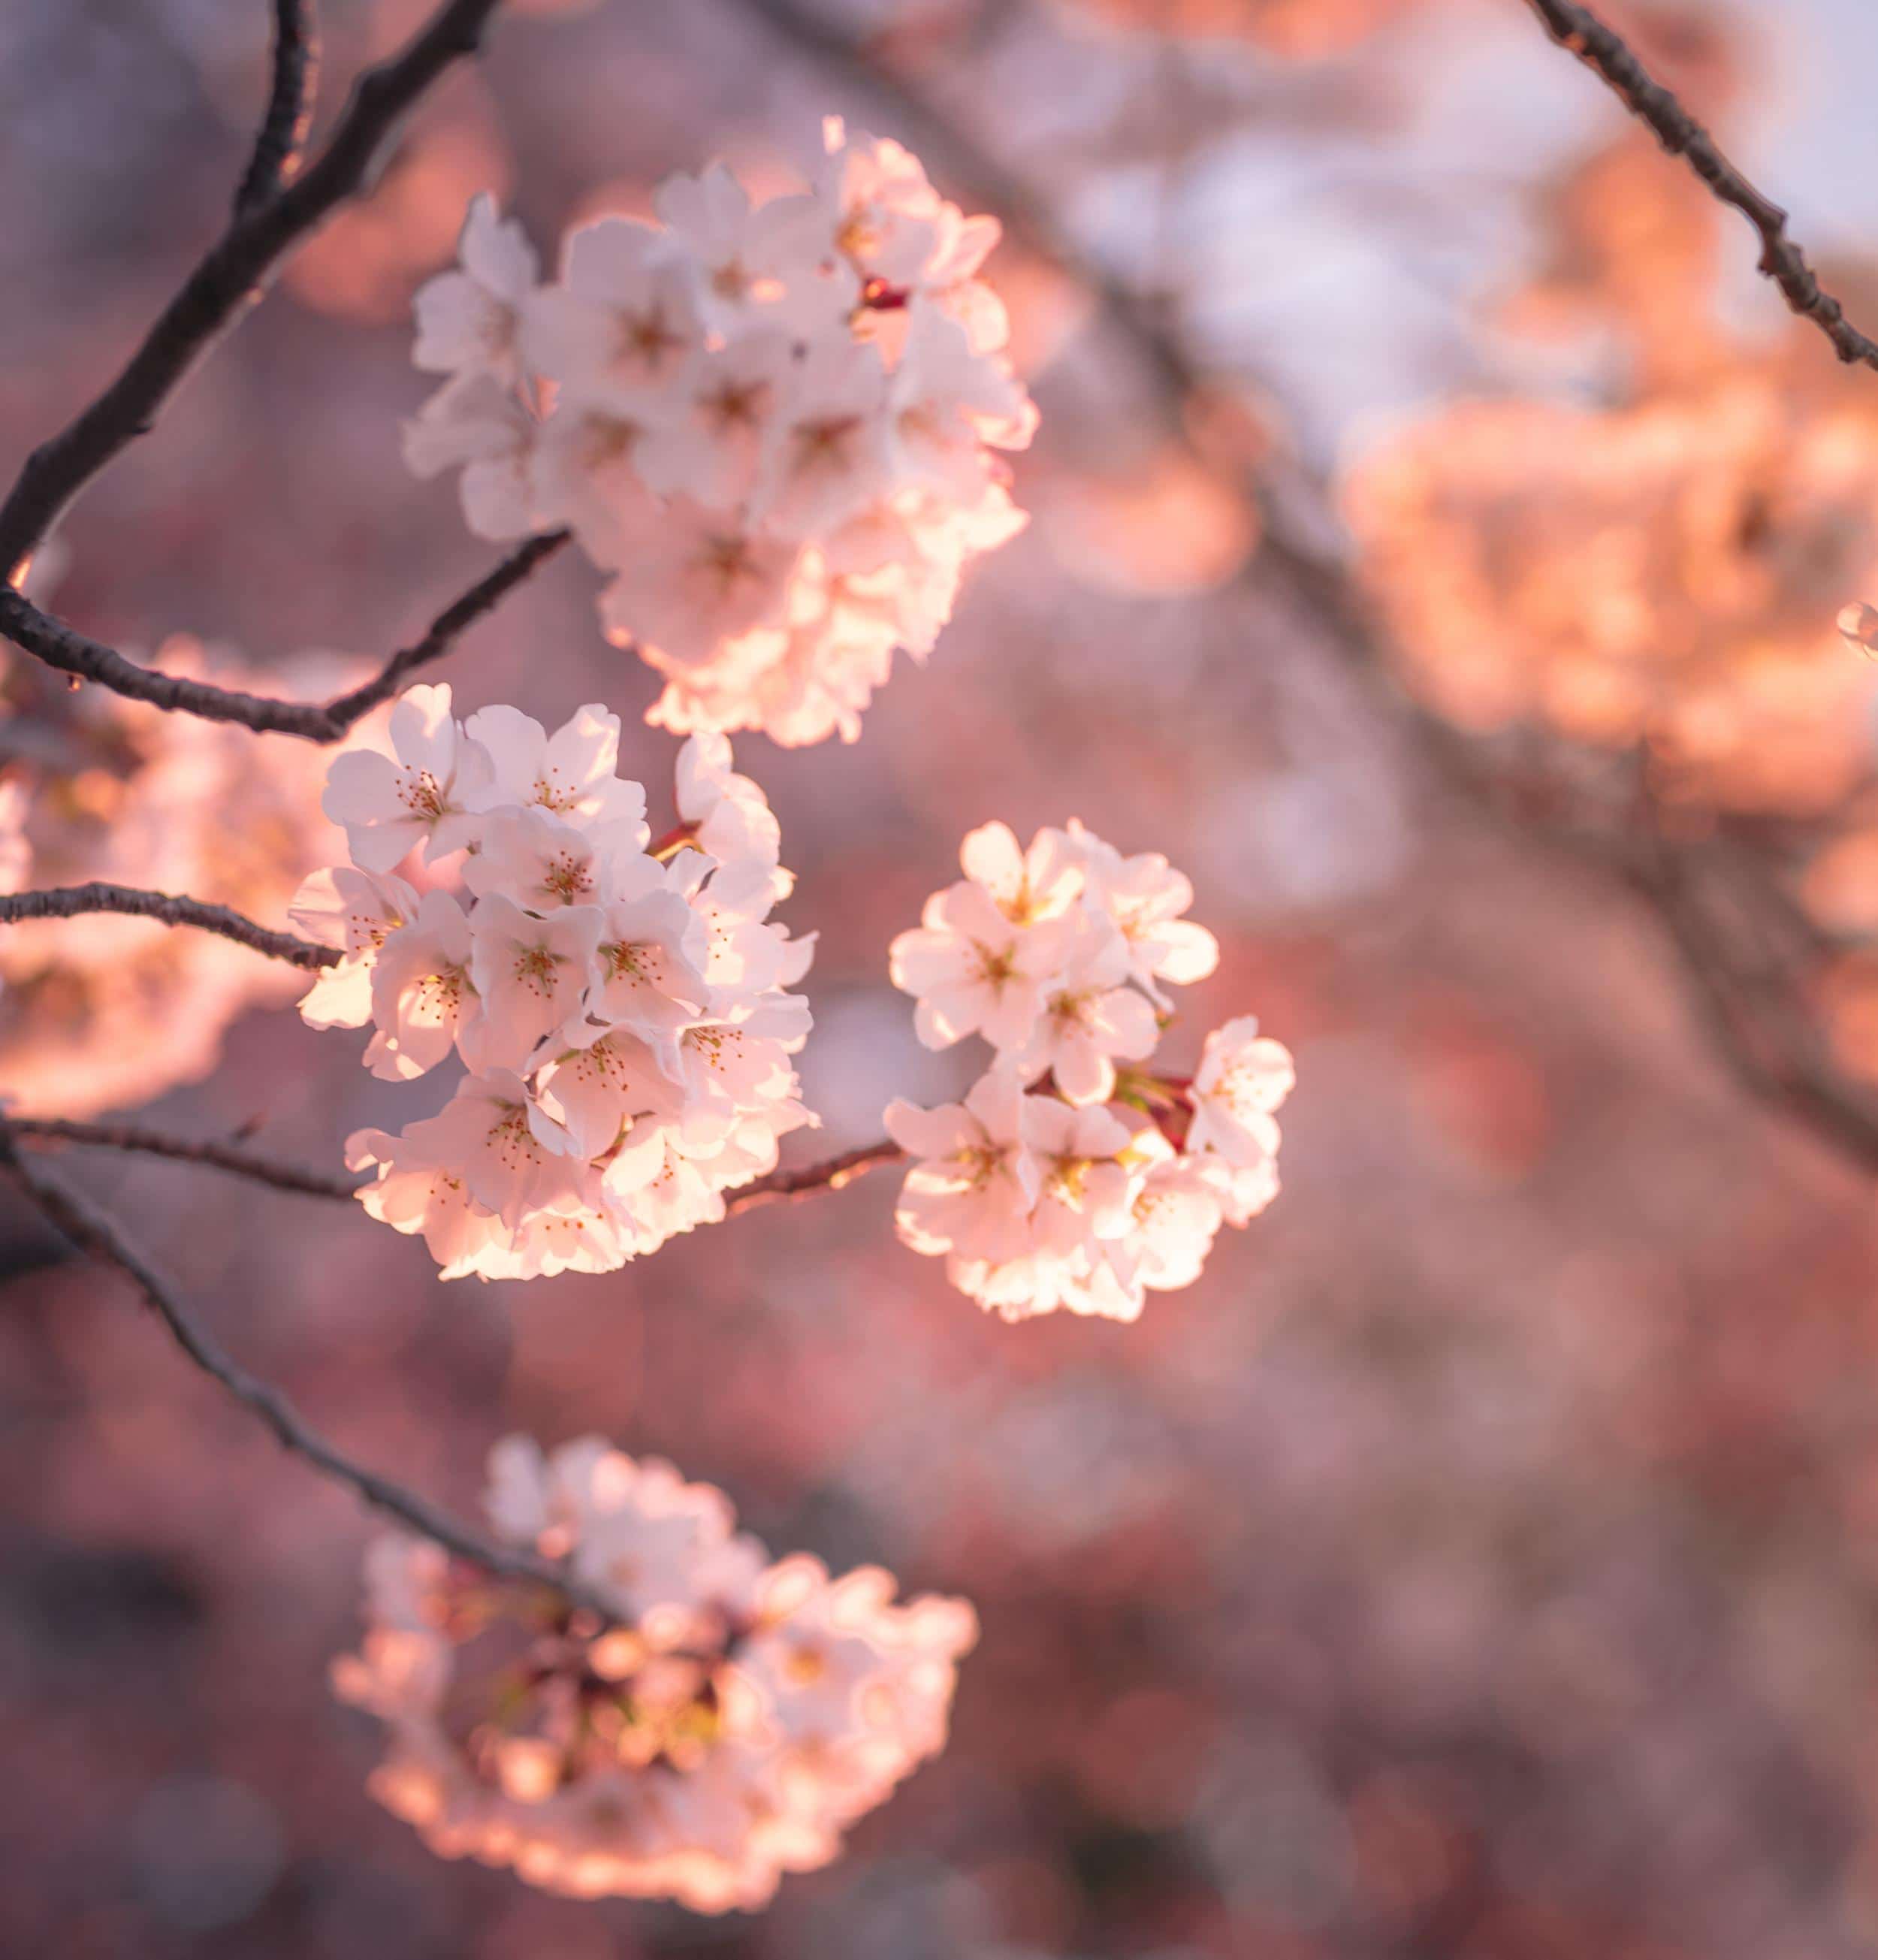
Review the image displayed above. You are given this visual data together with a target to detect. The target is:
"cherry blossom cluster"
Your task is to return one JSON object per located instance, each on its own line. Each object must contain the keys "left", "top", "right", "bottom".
{"left": 0, "top": 636, "right": 368, "bottom": 1116}
{"left": 403, "top": 121, "right": 1035, "bottom": 748}
{"left": 296, "top": 685, "right": 814, "bottom": 1280}
{"left": 886, "top": 822, "right": 1294, "bottom": 1321}
{"left": 332, "top": 1436, "right": 975, "bottom": 1912}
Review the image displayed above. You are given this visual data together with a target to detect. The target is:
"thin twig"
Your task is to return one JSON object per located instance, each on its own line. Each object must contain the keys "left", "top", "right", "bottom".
{"left": 235, "top": 0, "right": 322, "bottom": 216}
{"left": 9, "top": 1118, "right": 361, "bottom": 1200}
{"left": 1621, "top": 846, "right": 1878, "bottom": 1173}
{"left": 0, "top": 530, "right": 571, "bottom": 741}
{"left": 10, "top": 1114, "right": 901, "bottom": 1217}
{"left": 1522, "top": 0, "right": 1878, "bottom": 373}
{"left": 0, "top": 1128, "right": 609, "bottom": 1612}
{"left": 0, "top": 884, "right": 335, "bottom": 969}
{"left": 0, "top": 0, "right": 510, "bottom": 576}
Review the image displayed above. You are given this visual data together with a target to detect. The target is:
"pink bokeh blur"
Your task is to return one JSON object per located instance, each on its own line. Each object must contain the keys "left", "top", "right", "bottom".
{"left": 6, "top": 2, "right": 1878, "bottom": 1955}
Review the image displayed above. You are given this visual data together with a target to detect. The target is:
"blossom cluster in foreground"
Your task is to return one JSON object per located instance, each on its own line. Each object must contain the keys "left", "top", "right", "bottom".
{"left": 297, "top": 686, "right": 813, "bottom": 1280}
{"left": 405, "top": 120, "right": 1035, "bottom": 747}
{"left": 333, "top": 1437, "right": 974, "bottom": 1911}
{"left": 886, "top": 822, "right": 1293, "bottom": 1321}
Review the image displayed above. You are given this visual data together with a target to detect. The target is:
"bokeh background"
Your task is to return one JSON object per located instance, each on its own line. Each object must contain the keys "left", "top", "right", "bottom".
{"left": 9, "top": 1, "right": 1878, "bottom": 1955}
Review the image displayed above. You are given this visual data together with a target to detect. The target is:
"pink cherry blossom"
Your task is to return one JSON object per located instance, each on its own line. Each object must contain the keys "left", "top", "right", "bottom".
{"left": 302, "top": 702, "right": 816, "bottom": 1281}
{"left": 333, "top": 1438, "right": 974, "bottom": 1910}
{"left": 319, "top": 682, "right": 491, "bottom": 872}
{"left": 465, "top": 892, "right": 602, "bottom": 1071}
{"left": 403, "top": 129, "right": 1034, "bottom": 745}
{"left": 889, "top": 877, "right": 1077, "bottom": 1052}
{"left": 886, "top": 820, "right": 1292, "bottom": 1322}
{"left": 412, "top": 192, "right": 538, "bottom": 385}
{"left": 1188, "top": 1013, "right": 1296, "bottom": 1169}
{"left": 364, "top": 889, "right": 479, "bottom": 1083}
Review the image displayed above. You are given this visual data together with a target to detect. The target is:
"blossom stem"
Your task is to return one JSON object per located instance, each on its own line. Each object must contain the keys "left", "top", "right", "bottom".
{"left": 648, "top": 822, "right": 702, "bottom": 862}
{"left": 720, "top": 1140, "right": 905, "bottom": 1215}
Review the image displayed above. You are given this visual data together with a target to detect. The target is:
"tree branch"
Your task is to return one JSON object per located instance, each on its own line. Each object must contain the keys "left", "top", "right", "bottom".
{"left": 0, "top": 884, "right": 336, "bottom": 969}
{"left": 234, "top": 0, "right": 322, "bottom": 216}
{"left": 0, "top": 530, "right": 570, "bottom": 741}
{"left": 0, "top": 1127, "right": 609, "bottom": 1613}
{"left": 1522, "top": 0, "right": 1878, "bottom": 373}
{"left": 10, "top": 1116, "right": 902, "bottom": 1218}
{"left": 10, "top": 1117, "right": 362, "bottom": 1200}
{"left": 0, "top": 0, "right": 511, "bottom": 578}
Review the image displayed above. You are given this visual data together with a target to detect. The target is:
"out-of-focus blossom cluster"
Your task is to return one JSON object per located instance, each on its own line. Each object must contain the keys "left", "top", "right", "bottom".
{"left": 300, "top": 686, "right": 814, "bottom": 1279}
{"left": 1343, "top": 8, "right": 1878, "bottom": 827}
{"left": 1071, "top": 0, "right": 1432, "bottom": 56}
{"left": 0, "top": 638, "right": 366, "bottom": 1116}
{"left": 403, "top": 120, "right": 1036, "bottom": 747}
{"left": 1345, "top": 80, "right": 1878, "bottom": 1088}
{"left": 1346, "top": 375, "right": 1878, "bottom": 817}
{"left": 886, "top": 820, "right": 1291, "bottom": 1322}
{"left": 332, "top": 1436, "right": 974, "bottom": 1911}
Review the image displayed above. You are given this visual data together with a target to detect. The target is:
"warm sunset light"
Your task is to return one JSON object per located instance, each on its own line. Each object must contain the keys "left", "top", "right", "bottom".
{"left": 9, "top": 2, "right": 1878, "bottom": 1955}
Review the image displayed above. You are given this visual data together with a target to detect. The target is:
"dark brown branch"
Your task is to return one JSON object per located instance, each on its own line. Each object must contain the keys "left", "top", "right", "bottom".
{"left": 0, "top": 0, "right": 510, "bottom": 577}
{"left": 0, "top": 1128, "right": 608, "bottom": 1611}
{"left": 9, "top": 1114, "right": 901, "bottom": 1217}
{"left": 11, "top": 1118, "right": 361, "bottom": 1200}
{"left": 0, "top": 884, "right": 336, "bottom": 969}
{"left": 0, "top": 530, "right": 570, "bottom": 741}
{"left": 1523, "top": 0, "right": 1878, "bottom": 373}
{"left": 235, "top": 0, "right": 322, "bottom": 216}
{"left": 1619, "top": 847, "right": 1878, "bottom": 1174}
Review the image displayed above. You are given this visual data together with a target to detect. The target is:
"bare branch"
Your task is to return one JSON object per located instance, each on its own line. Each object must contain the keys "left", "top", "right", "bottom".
{"left": 1618, "top": 847, "right": 1878, "bottom": 1174}
{"left": 1522, "top": 0, "right": 1878, "bottom": 373}
{"left": 10, "top": 1118, "right": 361, "bottom": 1200}
{"left": 234, "top": 0, "right": 322, "bottom": 216}
{"left": 0, "top": 883, "right": 335, "bottom": 970}
{"left": 11, "top": 1115, "right": 901, "bottom": 1219}
{"left": 0, "top": 1128, "right": 609, "bottom": 1612}
{"left": 0, "top": 530, "right": 570, "bottom": 741}
{"left": 0, "top": 0, "right": 511, "bottom": 577}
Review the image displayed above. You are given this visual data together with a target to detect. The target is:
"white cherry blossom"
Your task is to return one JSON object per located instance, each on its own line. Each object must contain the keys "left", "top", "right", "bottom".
{"left": 402, "top": 373, "right": 537, "bottom": 539}
{"left": 319, "top": 683, "right": 492, "bottom": 873}
{"left": 886, "top": 820, "right": 1292, "bottom": 1323}
{"left": 412, "top": 192, "right": 537, "bottom": 385}
{"left": 889, "top": 877, "right": 1076, "bottom": 1052}
{"left": 1188, "top": 1013, "right": 1295, "bottom": 1169}
{"left": 364, "top": 888, "right": 479, "bottom": 1082}
{"left": 464, "top": 891, "right": 602, "bottom": 1071}
{"left": 403, "top": 130, "right": 1033, "bottom": 745}
{"left": 303, "top": 699, "right": 815, "bottom": 1281}
{"left": 463, "top": 702, "right": 648, "bottom": 844}
{"left": 884, "top": 1064, "right": 1037, "bottom": 1265}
